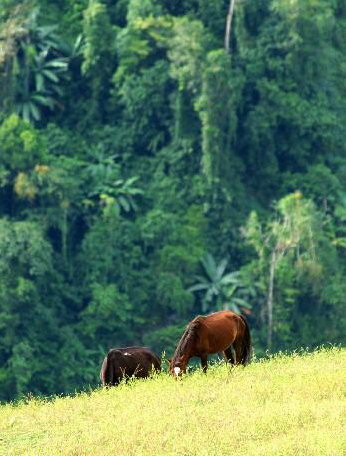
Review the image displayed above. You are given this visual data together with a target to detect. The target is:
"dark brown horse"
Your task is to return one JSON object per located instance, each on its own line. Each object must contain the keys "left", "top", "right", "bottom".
{"left": 169, "top": 310, "right": 251, "bottom": 376}
{"left": 100, "top": 346, "right": 161, "bottom": 386}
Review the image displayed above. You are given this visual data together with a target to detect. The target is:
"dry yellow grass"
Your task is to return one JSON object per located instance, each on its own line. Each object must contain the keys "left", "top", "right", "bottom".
{"left": 0, "top": 348, "right": 345, "bottom": 456}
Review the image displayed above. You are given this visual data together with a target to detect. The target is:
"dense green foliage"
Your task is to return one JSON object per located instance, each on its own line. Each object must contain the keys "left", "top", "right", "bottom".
{"left": 0, "top": 0, "right": 345, "bottom": 401}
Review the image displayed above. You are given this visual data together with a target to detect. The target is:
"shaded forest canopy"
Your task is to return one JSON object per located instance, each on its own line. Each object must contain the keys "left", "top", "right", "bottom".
{"left": 0, "top": 0, "right": 345, "bottom": 401}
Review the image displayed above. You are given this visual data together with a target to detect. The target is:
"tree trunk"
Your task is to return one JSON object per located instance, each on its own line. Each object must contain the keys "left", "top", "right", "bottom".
{"left": 267, "top": 250, "right": 277, "bottom": 351}
{"left": 225, "top": 0, "right": 236, "bottom": 53}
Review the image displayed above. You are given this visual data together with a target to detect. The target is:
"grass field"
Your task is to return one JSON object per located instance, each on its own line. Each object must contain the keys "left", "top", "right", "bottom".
{"left": 0, "top": 348, "right": 345, "bottom": 456}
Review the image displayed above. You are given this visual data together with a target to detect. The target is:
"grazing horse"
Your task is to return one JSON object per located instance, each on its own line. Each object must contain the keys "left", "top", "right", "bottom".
{"left": 100, "top": 346, "right": 161, "bottom": 386}
{"left": 169, "top": 310, "right": 251, "bottom": 377}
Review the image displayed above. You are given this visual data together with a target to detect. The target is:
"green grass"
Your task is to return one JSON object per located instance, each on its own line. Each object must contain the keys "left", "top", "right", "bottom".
{"left": 0, "top": 348, "right": 345, "bottom": 456}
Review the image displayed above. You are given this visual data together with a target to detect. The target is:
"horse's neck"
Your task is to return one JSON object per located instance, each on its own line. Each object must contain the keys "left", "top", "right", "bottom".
{"left": 182, "top": 334, "right": 196, "bottom": 360}
{"left": 173, "top": 330, "right": 191, "bottom": 361}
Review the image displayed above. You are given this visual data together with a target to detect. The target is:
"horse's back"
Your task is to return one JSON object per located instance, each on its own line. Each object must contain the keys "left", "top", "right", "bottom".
{"left": 202, "top": 310, "right": 239, "bottom": 330}
{"left": 119, "top": 346, "right": 161, "bottom": 370}
{"left": 197, "top": 310, "right": 242, "bottom": 352}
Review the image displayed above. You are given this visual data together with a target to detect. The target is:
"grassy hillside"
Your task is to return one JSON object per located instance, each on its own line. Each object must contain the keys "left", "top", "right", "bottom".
{"left": 0, "top": 348, "right": 345, "bottom": 456}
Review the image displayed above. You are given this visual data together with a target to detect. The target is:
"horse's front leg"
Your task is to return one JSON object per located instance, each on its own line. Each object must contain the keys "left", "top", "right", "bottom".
{"left": 200, "top": 355, "right": 208, "bottom": 373}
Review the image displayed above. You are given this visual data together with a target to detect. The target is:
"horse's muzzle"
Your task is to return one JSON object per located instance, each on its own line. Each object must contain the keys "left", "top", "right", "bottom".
{"left": 174, "top": 366, "right": 181, "bottom": 376}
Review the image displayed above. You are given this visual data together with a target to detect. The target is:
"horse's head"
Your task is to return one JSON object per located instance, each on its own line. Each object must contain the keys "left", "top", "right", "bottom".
{"left": 169, "top": 356, "right": 187, "bottom": 377}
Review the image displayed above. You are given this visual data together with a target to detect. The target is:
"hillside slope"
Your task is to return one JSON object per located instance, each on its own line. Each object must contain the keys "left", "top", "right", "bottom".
{"left": 0, "top": 348, "right": 345, "bottom": 456}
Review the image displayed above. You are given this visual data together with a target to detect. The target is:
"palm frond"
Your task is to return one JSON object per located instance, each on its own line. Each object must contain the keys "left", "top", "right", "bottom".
{"left": 188, "top": 283, "right": 209, "bottom": 292}
{"left": 201, "top": 253, "right": 217, "bottom": 281}
{"left": 215, "top": 257, "right": 228, "bottom": 280}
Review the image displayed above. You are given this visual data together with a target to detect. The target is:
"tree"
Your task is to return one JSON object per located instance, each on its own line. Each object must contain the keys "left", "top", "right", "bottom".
{"left": 82, "top": 0, "right": 115, "bottom": 120}
{"left": 1, "top": 7, "right": 69, "bottom": 124}
{"left": 225, "top": 0, "right": 236, "bottom": 53}
{"left": 245, "top": 193, "right": 323, "bottom": 350}
{"left": 0, "top": 113, "right": 46, "bottom": 172}
{"left": 189, "top": 253, "right": 252, "bottom": 314}
{"left": 113, "top": 11, "right": 173, "bottom": 152}
{"left": 0, "top": 219, "right": 59, "bottom": 399}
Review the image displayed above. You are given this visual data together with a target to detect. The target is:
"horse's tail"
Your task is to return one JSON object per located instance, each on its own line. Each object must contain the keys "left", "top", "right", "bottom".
{"left": 239, "top": 315, "right": 252, "bottom": 365}
{"left": 100, "top": 353, "right": 114, "bottom": 386}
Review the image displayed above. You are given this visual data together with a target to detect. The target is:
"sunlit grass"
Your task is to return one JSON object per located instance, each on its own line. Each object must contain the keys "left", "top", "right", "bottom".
{"left": 0, "top": 347, "right": 345, "bottom": 456}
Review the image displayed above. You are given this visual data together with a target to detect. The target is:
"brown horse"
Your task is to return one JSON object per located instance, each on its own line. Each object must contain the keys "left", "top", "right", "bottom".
{"left": 100, "top": 346, "right": 161, "bottom": 386}
{"left": 169, "top": 310, "right": 251, "bottom": 376}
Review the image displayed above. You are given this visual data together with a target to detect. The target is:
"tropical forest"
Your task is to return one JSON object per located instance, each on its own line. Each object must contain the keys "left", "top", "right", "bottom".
{"left": 0, "top": 0, "right": 345, "bottom": 402}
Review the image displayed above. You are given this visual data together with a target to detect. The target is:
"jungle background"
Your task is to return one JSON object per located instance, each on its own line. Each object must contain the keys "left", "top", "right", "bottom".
{"left": 0, "top": 0, "right": 345, "bottom": 402}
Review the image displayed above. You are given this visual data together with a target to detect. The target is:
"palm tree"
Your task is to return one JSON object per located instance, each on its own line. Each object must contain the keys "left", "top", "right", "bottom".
{"left": 1, "top": 8, "right": 70, "bottom": 123}
{"left": 86, "top": 152, "right": 143, "bottom": 216}
{"left": 189, "top": 253, "right": 253, "bottom": 313}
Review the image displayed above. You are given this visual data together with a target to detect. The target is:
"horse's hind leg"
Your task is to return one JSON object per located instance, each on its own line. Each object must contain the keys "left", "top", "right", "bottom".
{"left": 233, "top": 339, "right": 245, "bottom": 365}
{"left": 223, "top": 346, "right": 235, "bottom": 365}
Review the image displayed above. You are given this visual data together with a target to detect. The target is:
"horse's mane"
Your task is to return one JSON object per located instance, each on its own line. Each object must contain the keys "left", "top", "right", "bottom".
{"left": 172, "top": 318, "right": 201, "bottom": 362}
